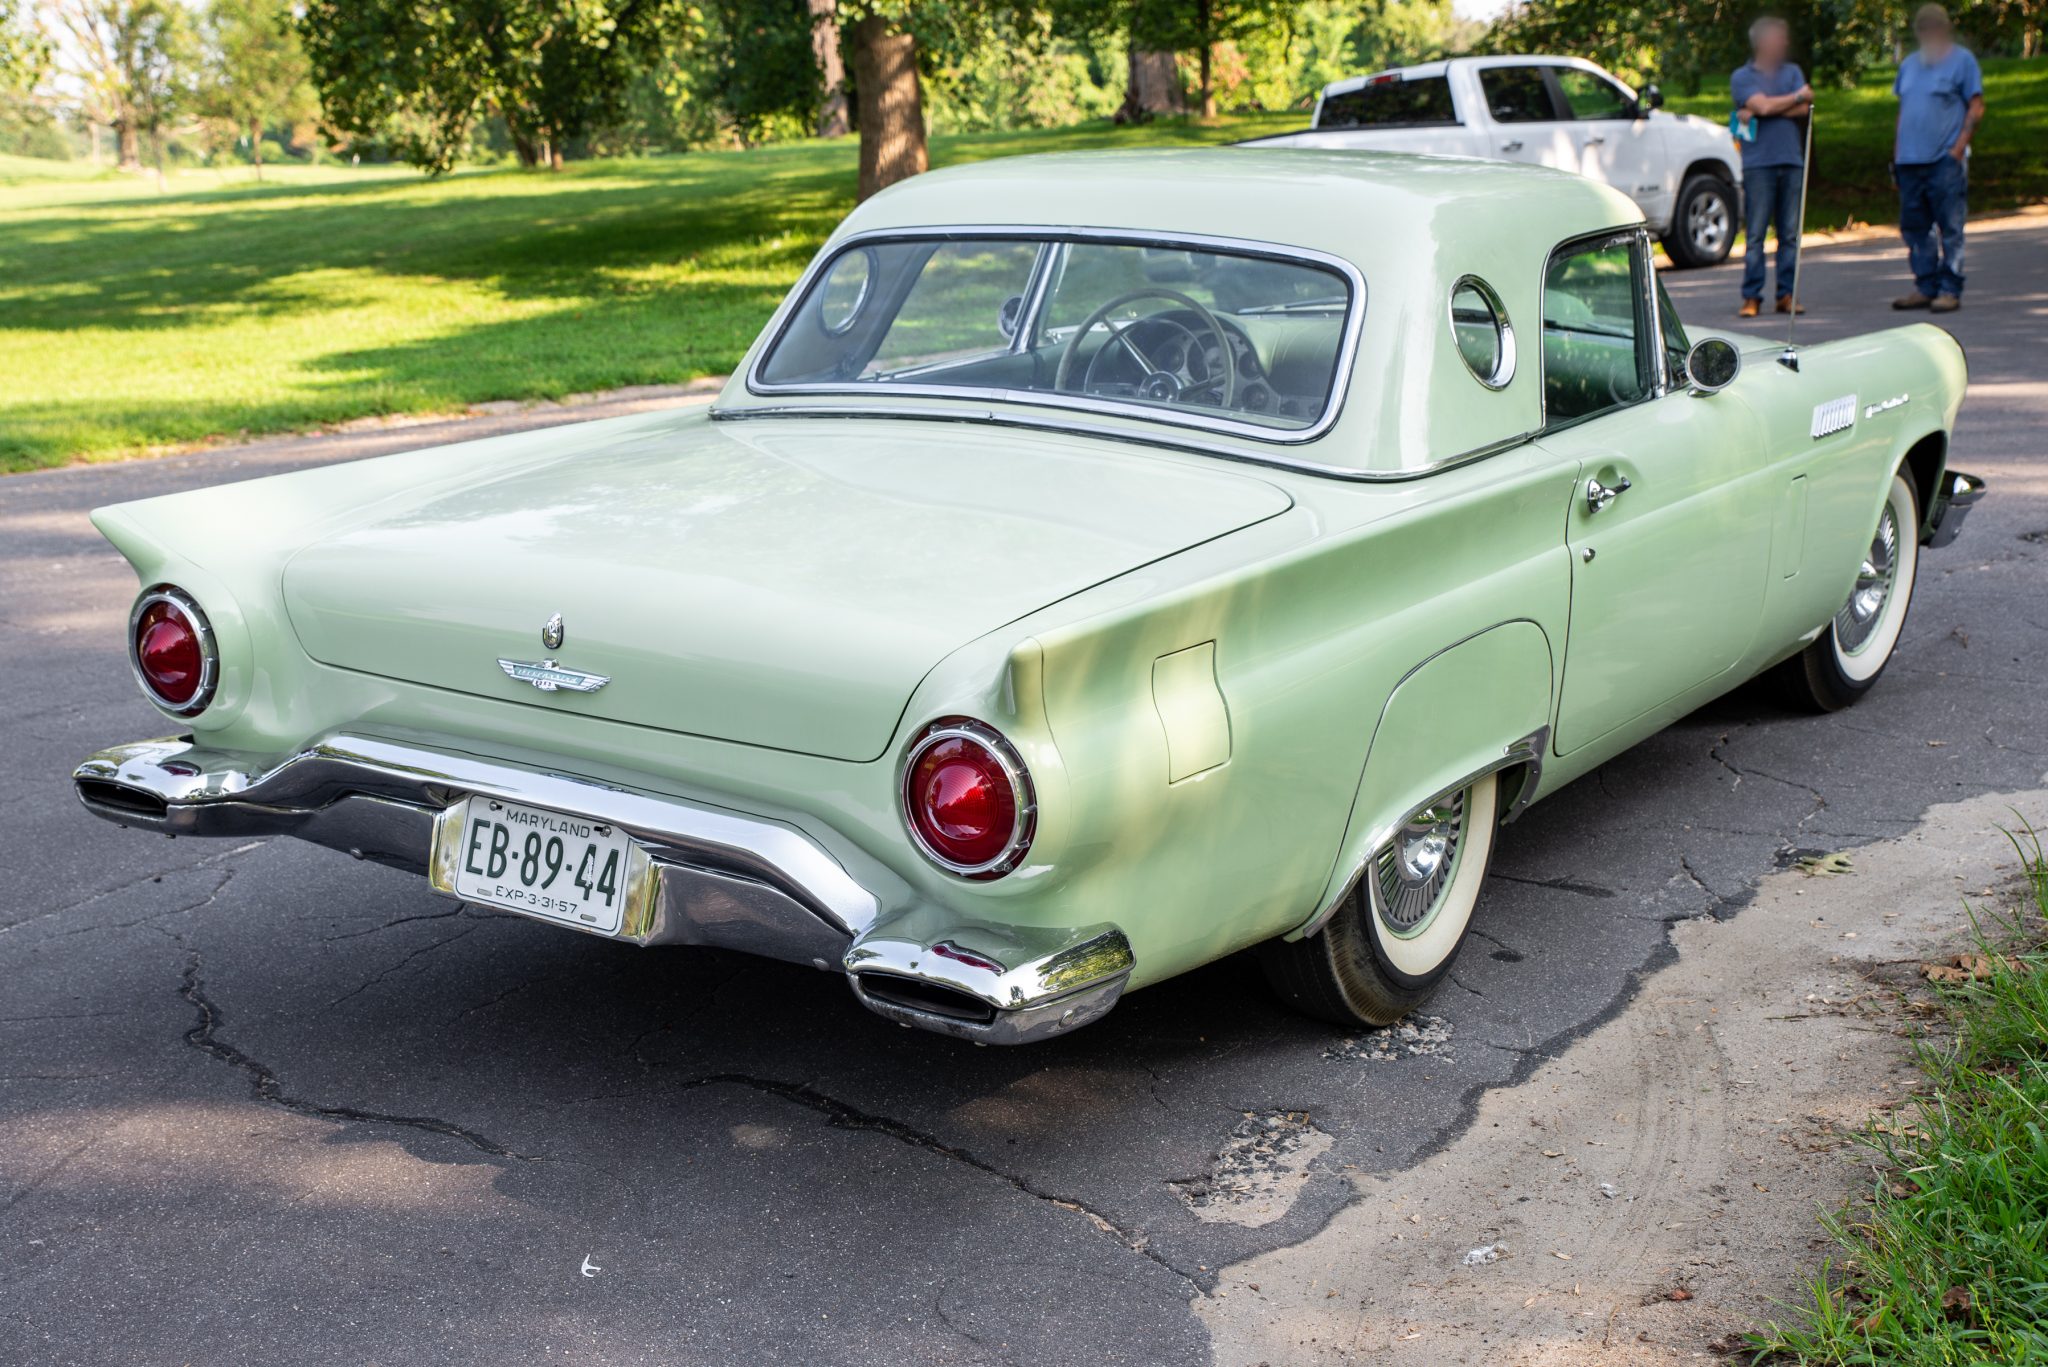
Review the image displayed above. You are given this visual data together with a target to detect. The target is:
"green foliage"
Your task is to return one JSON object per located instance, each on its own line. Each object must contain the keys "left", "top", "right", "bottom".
{"left": 1490, "top": 0, "right": 2040, "bottom": 95}
{"left": 1755, "top": 824, "right": 2048, "bottom": 1363}
{"left": 0, "top": 0, "right": 50, "bottom": 106}
{"left": 299, "top": 0, "right": 684, "bottom": 173}
{"left": 196, "top": 0, "right": 318, "bottom": 156}
{"left": 1664, "top": 58, "right": 2048, "bottom": 230}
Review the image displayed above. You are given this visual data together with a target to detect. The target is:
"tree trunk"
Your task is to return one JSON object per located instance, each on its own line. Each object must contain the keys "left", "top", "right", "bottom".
{"left": 548, "top": 142, "right": 564, "bottom": 171}
{"left": 1115, "top": 49, "right": 1186, "bottom": 124}
{"left": 249, "top": 117, "right": 263, "bottom": 180}
{"left": 1196, "top": 0, "right": 1216, "bottom": 118}
{"left": 849, "top": 14, "right": 926, "bottom": 201}
{"left": 115, "top": 118, "right": 141, "bottom": 172}
{"left": 510, "top": 128, "right": 541, "bottom": 168}
{"left": 809, "top": 0, "right": 849, "bottom": 138}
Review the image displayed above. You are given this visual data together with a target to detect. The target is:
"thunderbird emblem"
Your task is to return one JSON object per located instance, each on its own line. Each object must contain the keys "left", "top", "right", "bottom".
{"left": 498, "top": 658, "right": 609, "bottom": 694}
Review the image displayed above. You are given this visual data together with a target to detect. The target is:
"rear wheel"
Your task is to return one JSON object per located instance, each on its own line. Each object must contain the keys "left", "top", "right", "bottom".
{"left": 1780, "top": 471, "right": 1921, "bottom": 711}
{"left": 1664, "top": 174, "right": 1738, "bottom": 269}
{"left": 1260, "top": 772, "right": 1500, "bottom": 1027}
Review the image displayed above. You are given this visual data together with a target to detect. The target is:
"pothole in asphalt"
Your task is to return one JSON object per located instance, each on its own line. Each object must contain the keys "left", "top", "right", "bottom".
{"left": 1322, "top": 1014, "right": 1454, "bottom": 1062}
{"left": 1171, "top": 1110, "right": 1332, "bottom": 1227}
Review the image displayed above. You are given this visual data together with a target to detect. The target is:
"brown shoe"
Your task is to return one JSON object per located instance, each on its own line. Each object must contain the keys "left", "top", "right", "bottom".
{"left": 1775, "top": 296, "right": 1806, "bottom": 315}
{"left": 1737, "top": 298, "right": 1761, "bottom": 318}
{"left": 1930, "top": 295, "right": 1961, "bottom": 313}
{"left": 1893, "top": 293, "right": 1934, "bottom": 310}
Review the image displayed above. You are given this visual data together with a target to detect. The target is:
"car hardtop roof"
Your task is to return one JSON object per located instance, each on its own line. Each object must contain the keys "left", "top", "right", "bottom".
{"left": 833, "top": 147, "right": 1636, "bottom": 270}
{"left": 1318, "top": 54, "right": 1618, "bottom": 99}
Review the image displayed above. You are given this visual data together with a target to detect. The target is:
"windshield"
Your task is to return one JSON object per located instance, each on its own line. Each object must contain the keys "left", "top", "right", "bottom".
{"left": 754, "top": 235, "right": 1357, "bottom": 437}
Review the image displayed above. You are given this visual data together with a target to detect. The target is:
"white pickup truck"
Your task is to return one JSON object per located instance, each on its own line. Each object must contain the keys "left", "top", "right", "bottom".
{"left": 1247, "top": 55, "right": 1744, "bottom": 268}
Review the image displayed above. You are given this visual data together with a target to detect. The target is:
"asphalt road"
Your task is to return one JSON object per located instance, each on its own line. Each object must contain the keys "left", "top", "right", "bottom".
{"left": 3, "top": 220, "right": 2044, "bottom": 1367}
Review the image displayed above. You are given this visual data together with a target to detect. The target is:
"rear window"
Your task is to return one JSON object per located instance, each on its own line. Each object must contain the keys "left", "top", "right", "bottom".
{"left": 1316, "top": 76, "right": 1458, "bottom": 129}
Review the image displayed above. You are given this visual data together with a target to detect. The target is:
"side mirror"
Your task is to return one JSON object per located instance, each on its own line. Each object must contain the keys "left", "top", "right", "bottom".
{"left": 1686, "top": 337, "right": 1742, "bottom": 393}
{"left": 997, "top": 293, "right": 1024, "bottom": 340}
{"left": 1641, "top": 82, "right": 1665, "bottom": 113}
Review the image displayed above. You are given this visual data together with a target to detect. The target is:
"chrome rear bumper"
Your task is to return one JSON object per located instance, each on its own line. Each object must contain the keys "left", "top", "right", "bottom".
{"left": 73, "top": 734, "right": 1130, "bottom": 1044}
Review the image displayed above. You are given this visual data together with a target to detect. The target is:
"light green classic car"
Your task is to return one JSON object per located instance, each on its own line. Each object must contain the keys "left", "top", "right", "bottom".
{"left": 75, "top": 149, "right": 1978, "bottom": 1044}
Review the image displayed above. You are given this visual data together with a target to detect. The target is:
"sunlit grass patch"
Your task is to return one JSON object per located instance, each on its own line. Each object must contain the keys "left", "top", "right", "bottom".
{"left": 0, "top": 111, "right": 1294, "bottom": 473}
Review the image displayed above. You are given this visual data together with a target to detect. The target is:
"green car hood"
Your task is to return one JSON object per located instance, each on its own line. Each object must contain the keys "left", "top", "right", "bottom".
{"left": 280, "top": 415, "right": 1293, "bottom": 762}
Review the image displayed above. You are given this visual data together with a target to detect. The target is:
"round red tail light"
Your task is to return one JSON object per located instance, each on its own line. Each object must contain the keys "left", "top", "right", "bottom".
{"left": 130, "top": 587, "right": 217, "bottom": 716}
{"left": 902, "top": 720, "right": 1035, "bottom": 879}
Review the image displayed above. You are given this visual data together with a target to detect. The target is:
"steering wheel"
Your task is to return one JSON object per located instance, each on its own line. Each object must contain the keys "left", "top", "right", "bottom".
{"left": 1054, "top": 288, "right": 1239, "bottom": 411}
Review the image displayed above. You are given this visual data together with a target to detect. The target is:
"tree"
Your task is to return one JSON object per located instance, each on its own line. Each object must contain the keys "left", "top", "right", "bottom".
{"left": 1, "top": 2, "right": 50, "bottom": 111}
{"left": 808, "top": 0, "right": 848, "bottom": 136}
{"left": 299, "top": 0, "right": 681, "bottom": 174}
{"left": 1049, "top": 0, "right": 1292, "bottom": 119}
{"left": 198, "top": 0, "right": 317, "bottom": 177}
{"left": 1115, "top": 48, "right": 1186, "bottom": 124}
{"left": 41, "top": 0, "right": 193, "bottom": 170}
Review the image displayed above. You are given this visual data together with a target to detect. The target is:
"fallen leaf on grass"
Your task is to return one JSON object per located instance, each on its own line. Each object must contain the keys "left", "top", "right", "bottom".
{"left": 1923, "top": 953, "right": 2028, "bottom": 983}
{"left": 1942, "top": 1286, "right": 1973, "bottom": 1322}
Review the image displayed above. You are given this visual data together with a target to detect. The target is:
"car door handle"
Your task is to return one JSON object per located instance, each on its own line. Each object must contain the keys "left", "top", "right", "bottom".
{"left": 1500, "top": 139, "right": 1523, "bottom": 153}
{"left": 1586, "top": 475, "right": 1632, "bottom": 514}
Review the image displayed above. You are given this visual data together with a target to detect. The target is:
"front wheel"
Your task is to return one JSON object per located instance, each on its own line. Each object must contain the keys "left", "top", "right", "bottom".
{"left": 1259, "top": 772, "right": 1500, "bottom": 1027}
{"left": 1780, "top": 471, "right": 1921, "bottom": 711}
{"left": 1663, "top": 174, "right": 1738, "bottom": 269}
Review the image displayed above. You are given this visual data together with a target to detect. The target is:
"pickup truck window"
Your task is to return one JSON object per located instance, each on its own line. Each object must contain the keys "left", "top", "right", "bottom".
{"left": 1555, "top": 68, "right": 1635, "bottom": 120}
{"left": 1480, "top": 66, "right": 1563, "bottom": 124}
{"left": 1317, "top": 76, "right": 1458, "bottom": 129}
{"left": 756, "top": 235, "right": 1358, "bottom": 438}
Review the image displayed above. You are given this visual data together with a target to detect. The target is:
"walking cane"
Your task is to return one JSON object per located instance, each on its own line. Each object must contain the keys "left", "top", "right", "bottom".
{"left": 1778, "top": 101, "right": 1815, "bottom": 371}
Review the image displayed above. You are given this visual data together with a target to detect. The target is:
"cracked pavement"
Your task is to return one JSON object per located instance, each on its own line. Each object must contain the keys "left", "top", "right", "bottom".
{"left": 2, "top": 221, "right": 2044, "bottom": 1365}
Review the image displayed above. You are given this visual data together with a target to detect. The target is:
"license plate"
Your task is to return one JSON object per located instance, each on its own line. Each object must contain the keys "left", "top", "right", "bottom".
{"left": 441, "top": 797, "right": 646, "bottom": 935}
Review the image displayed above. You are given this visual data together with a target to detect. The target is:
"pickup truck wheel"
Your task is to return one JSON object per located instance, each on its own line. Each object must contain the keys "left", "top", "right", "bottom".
{"left": 1664, "top": 175, "right": 1737, "bottom": 269}
{"left": 1259, "top": 771, "right": 1500, "bottom": 1027}
{"left": 1782, "top": 472, "right": 1921, "bottom": 711}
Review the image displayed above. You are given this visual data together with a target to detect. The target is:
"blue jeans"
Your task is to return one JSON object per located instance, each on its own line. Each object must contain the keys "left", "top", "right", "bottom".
{"left": 1741, "top": 163, "right": 1802, "bottom": 302}
{"left": 1897, "top": 157, "right": 1968, "bottom": 298}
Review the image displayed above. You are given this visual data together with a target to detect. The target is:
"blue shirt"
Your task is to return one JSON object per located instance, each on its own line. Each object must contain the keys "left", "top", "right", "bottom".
{"left": 1730, "top": 61, "right": 1806, "bottom": 169}
{"left": 1894, "top": 47, "right": 1983, "bottom": 166}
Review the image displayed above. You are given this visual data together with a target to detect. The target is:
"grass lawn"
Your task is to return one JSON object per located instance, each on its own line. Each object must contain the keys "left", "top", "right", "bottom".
{"left": 0, "top": 112, "right": 1295, "bottom": 473}
{"left": 1755, "top": 827, "right": 2048, "bottom": 1362}
{"left": 1667, "top": 55, "right": 2048, "bottom": 232}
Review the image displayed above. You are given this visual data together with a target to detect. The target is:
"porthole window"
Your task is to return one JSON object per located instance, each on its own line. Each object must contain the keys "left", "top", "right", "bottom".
{"left": 817, "top": 248, "right": 874, "bottom": 335}
{"left": 1449, "top": 277, "right": 1515, "bottom": 389}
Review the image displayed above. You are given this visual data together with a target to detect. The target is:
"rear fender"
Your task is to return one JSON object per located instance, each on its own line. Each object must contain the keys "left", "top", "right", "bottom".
{"left": 1290, "top": 620, "right": 1554, "bottom": 939}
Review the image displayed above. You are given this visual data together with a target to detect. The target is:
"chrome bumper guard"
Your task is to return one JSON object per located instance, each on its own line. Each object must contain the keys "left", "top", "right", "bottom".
{"left": 73, "top": 734, "right": 1133, "bottom": 1044}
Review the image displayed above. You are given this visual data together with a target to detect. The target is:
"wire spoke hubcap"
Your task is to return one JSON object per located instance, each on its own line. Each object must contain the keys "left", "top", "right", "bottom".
{"left": 1373, "top": 791, "right": 1466, "bottom": 936}
{"left": 1835, "top": 499, "right": 1901, "bottom": 655}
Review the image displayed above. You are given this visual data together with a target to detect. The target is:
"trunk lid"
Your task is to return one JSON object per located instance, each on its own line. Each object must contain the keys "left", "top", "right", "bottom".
{"left": 281, "top": 414, "right": 1292, "bottom": 761}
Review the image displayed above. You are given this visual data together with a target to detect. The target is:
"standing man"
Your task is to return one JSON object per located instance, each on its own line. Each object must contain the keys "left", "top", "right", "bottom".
{"left": 1892, "top": 5, "right": 1984, "bottom": 313}
{"left": 1731, "top": 17, "right": 1813, "bottom": 319}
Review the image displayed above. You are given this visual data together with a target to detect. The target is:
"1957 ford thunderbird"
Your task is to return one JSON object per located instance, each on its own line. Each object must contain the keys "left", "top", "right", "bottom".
{"left": 74, "top": 149, "right": 1979, "bottom": 1044}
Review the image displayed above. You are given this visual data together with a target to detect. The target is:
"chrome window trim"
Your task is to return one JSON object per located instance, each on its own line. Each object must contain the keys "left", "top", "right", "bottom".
{"left": 711, "top": 402, "right": 1540, "bottom": 485}
{"left": 1448, "top": 274, "right": 1516, "bottom": 390}
{"left": 1535, "top": 224, "right": 1660, "bottom": 435}
{"left": 740, "top": 225, "right": 1369, "bottom": 448}
{"left": 898, "top": 719, "right": 1038, "bottom": 880}
{"left": 129, "top": 584, "right": 219, "bottom": 718}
